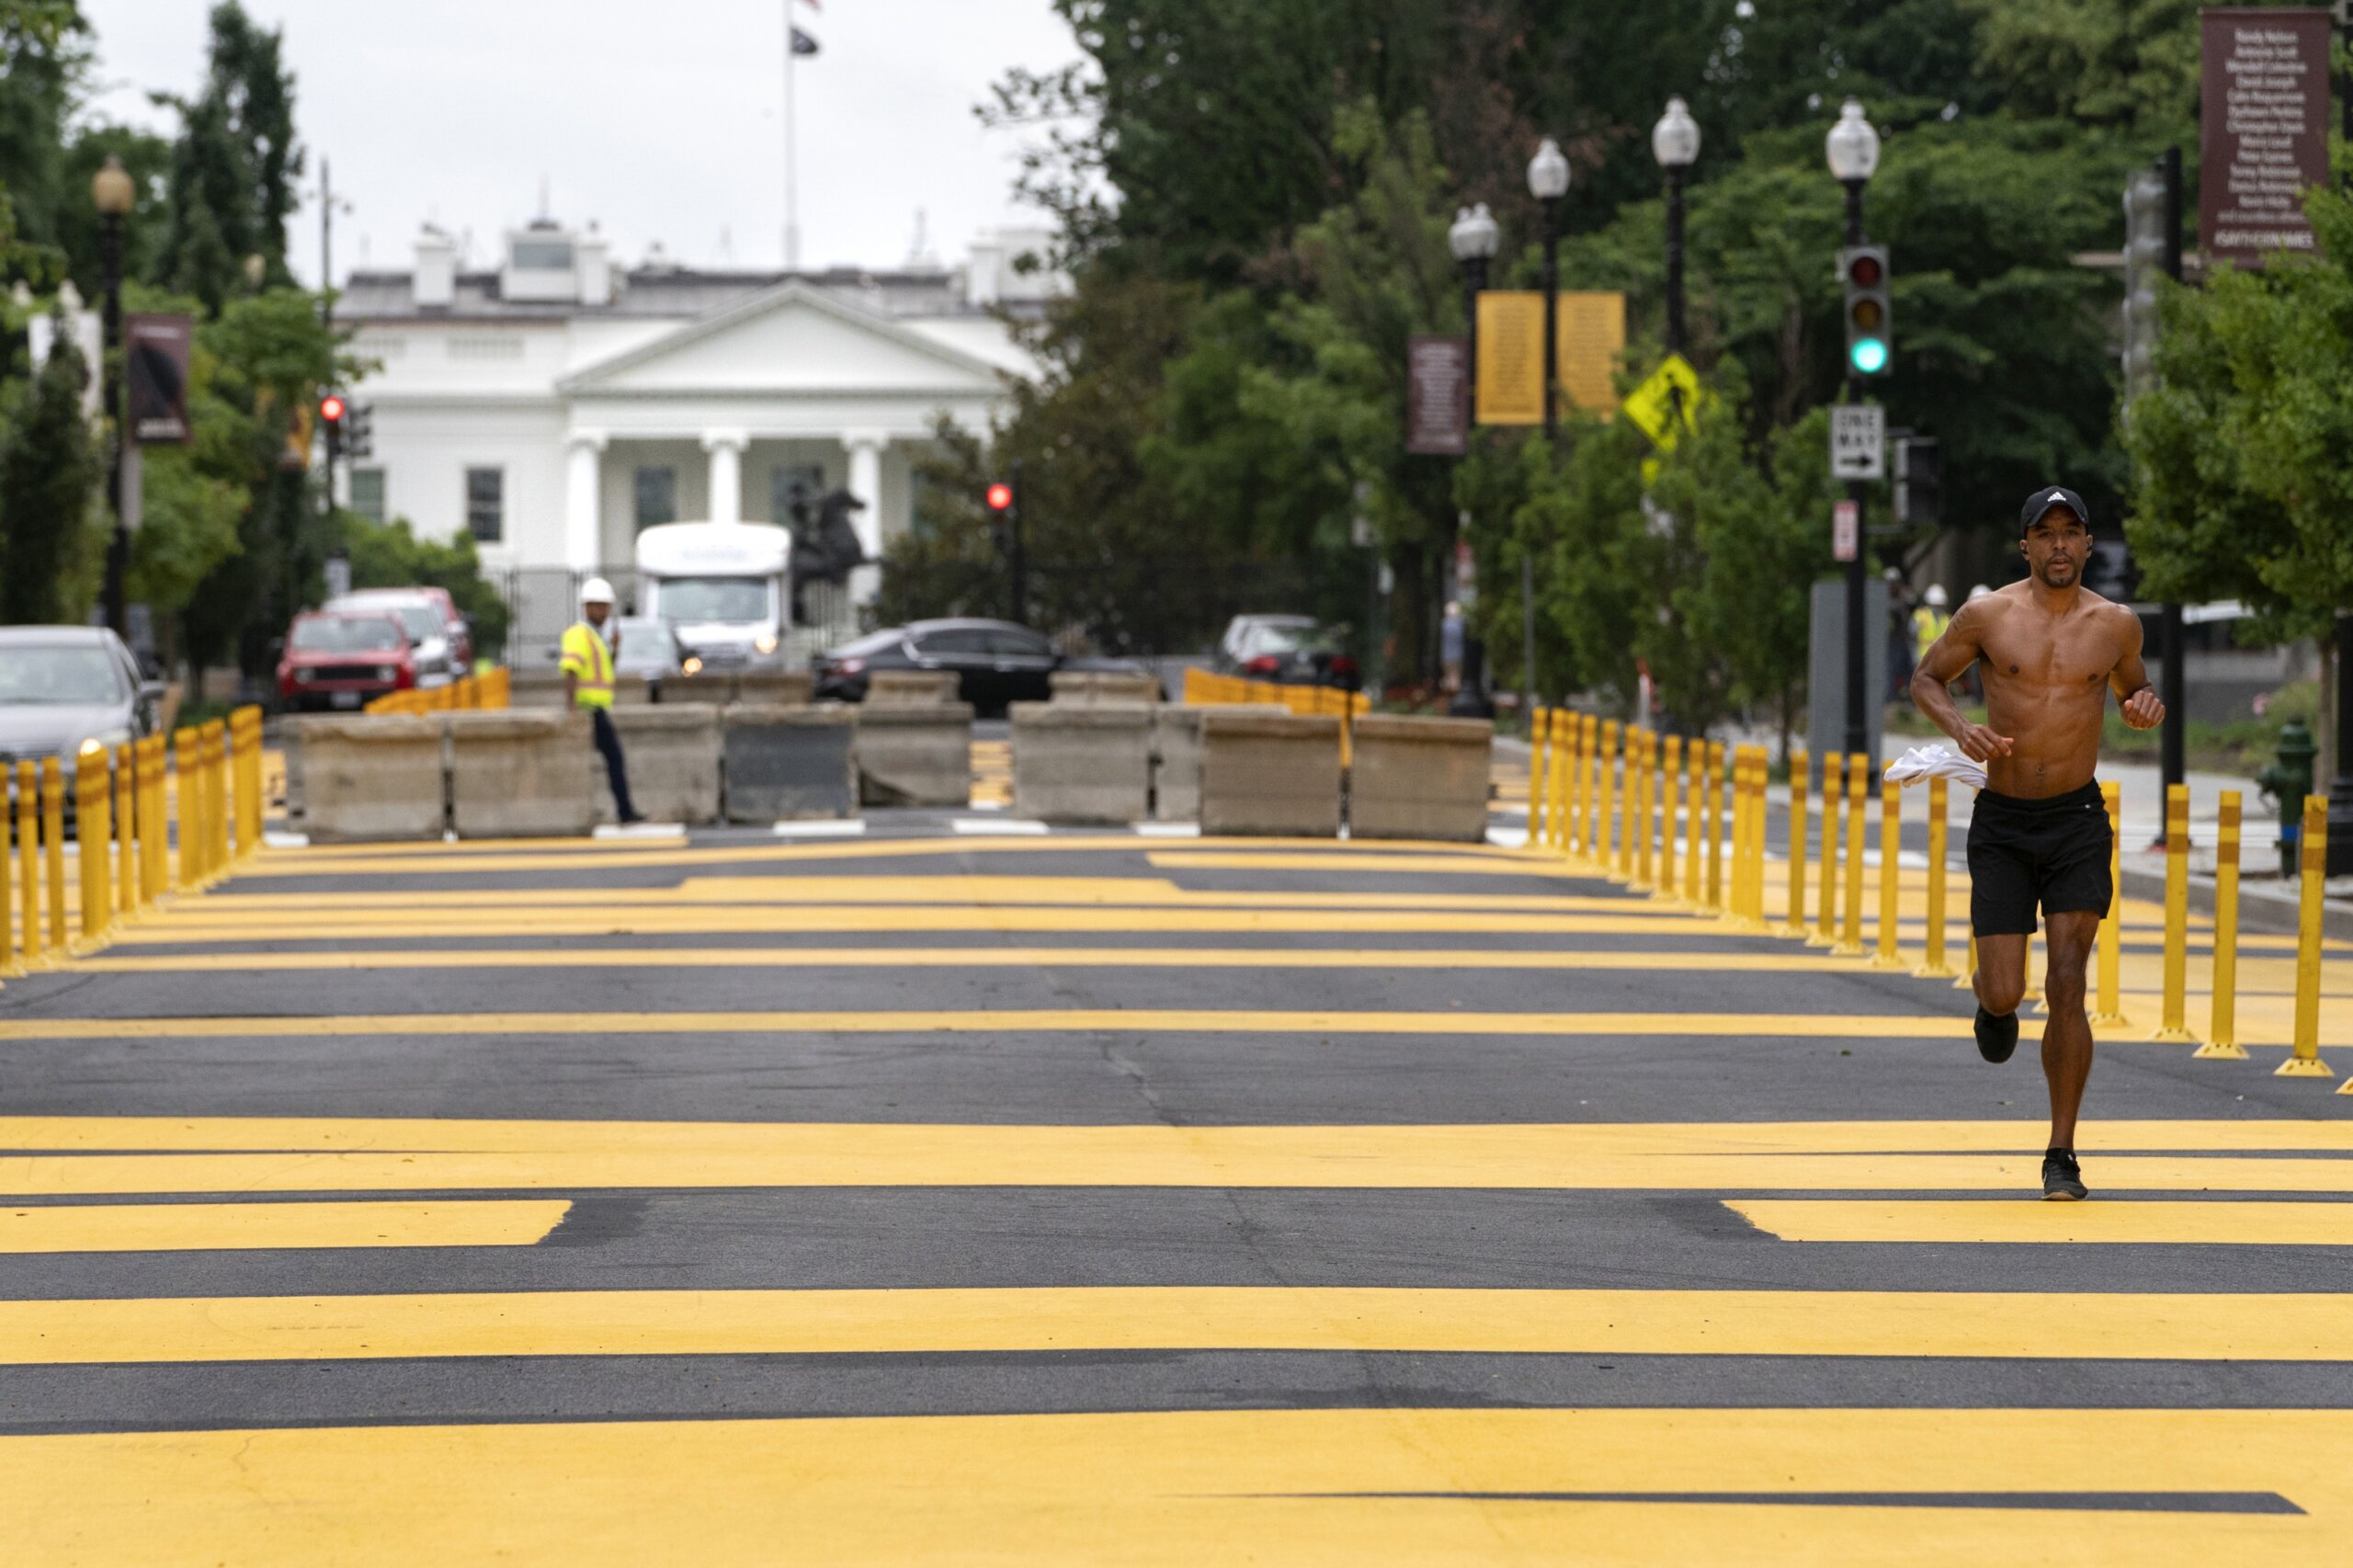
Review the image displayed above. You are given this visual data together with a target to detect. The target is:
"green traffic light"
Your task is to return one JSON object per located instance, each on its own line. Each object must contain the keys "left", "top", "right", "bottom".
{"left": 1850, "top": 337, "right": 1889, "bottom": 374}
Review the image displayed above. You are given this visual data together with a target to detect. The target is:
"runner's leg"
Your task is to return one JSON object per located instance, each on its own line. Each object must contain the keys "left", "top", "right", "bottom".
{"left": 2040, "top": 910, "right": 2099, "bottom": 1149}
{"left": 1972, "top": 933, "right": 2029, "bottom": 1016}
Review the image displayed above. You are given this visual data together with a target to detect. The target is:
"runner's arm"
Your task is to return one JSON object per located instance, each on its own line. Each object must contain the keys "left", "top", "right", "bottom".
{"left": 1910, "top": 601, "right": 2013, "bottom": 761}
{"left": 2109, "top": 608, "right": 2164, "bottom": 730}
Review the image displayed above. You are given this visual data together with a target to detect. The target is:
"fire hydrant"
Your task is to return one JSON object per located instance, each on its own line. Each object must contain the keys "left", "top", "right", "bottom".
{"left": 2256, "top": 718, "right": 2318, "bottom": 878}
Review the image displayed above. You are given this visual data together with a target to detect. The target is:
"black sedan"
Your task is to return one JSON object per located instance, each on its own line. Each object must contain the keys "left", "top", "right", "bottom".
{"left": 814, "top": 619, "right": 1148, "bottom": 714}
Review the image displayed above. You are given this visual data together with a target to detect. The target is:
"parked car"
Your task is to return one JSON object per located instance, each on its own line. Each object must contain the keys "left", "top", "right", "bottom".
{"left": 1214, "top": 613, "right": 1360, "bottom": 689}
{"left": 0, "top": 626, "right": 163, "bottom": 826}
{"left": 814, "top": 619, "right": 1149, "bottom": 714}
{"left": 277, "top": 611, "right": 417, "bottom": 711}
{"left": 324, "top": 589, "right": 462, "bottom": 684}
{"left": 609, "top": 616, "right": 688, "bottom": 682}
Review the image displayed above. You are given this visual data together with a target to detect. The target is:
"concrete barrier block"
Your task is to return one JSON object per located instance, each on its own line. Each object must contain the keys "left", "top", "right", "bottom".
{"left": 724, "top": 703, "right": 858, "bottom": 821}
{"left": 732, "top": 670, "right": 814, "bottom": 707}
{"left": 867, "top": 670, "right": 960, "bottom": 706}
{"left": 1199, "top": 710, "right": 1342, "bottom": 837}
{"left": 1347, "top": 713, "right": 1494, "bottom": 842}
{"left": 1050, "top": 670, "right": 1162, "bottom": 705}
{"left": 508, "top": 671, "right": 571, "bottom": 710}
{"left": 856, "top": 702, "right": 974, "bottom": 807}
{"left": 449, "top": 709, "right": 596, "bottom": 838}
{"left": 1012, "top": 701, "right": 1153, "bottom": 824}
{"left": 597, "top": 703, "right": 722, "bottom": 825}
{"left": 287, "top": 714, "right": 446, "bottom": 843}
{"left": 1149, "top": 703, "right": 1289, "bottom": 822}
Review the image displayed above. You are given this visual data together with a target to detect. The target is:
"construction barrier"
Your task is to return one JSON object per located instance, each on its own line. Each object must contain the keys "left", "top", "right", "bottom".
{"left": 1836, "top": 753, "right": 1868, "bottom": 956}
{"left": 2089, "top": 781, "right": 2130, "bottom": 1027}
{"left": 1348, "top": 715, "right": 1494, "bottom": 843}
{"left": 1199, "top": 710, "right": 1343, "bottom": 837}
{"left": 2151, "top": 782, "right": 2197, "bottom": 1043}
{"left": 365, "top": 671, "right": 508, "bottom": 717}
{"left": 449, "top": 710, "right": 598, "bottom": 838}
{"left": 2281, "top": 796, "right": 2333, "bottom": 1079}
{"left": 1915, "top": 776, "right": 1954, "bottom": 979}
{"left": 858, "top": 702, "right": 977, "bottom": 808}
{"left": 1011, "top": 702, "right": 1154, "bottom": 825}
{"left": 2196, "top": 790, "right": 2248, "bottom": 1061}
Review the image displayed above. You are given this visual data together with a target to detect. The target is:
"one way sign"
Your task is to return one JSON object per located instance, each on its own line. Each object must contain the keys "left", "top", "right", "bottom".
{"left": 1830, "top": 403, "right": 1885, "bottom": 481}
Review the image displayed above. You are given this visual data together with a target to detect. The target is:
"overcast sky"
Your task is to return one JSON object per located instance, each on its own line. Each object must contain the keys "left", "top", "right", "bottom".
{"left": 76, "top": 0, "right": 1086, "bottom": 284}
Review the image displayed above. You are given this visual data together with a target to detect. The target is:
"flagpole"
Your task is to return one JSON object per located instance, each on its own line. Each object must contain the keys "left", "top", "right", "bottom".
{"left": 783, "top": 3, "right": 800, "bottom": 269}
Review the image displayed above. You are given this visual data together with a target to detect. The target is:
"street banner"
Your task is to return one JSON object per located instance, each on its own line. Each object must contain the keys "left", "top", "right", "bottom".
{"left": 1829, "top": 403, "right": 1886, "bottom": 480}
{"left": 2200, "top": 8, "right": 2330, "bottom": 264}
{"left": 124, "top": 312, "right": 194, "bottom": 444}
{"left": 1405, "top": 334, "right": 1469, "bottom": 454}
{"left": 1554, "top": 291, "right": 1625, "bottom": 415}
{"left": 1473, "top": 291, "right": 1543, "bottom": 425}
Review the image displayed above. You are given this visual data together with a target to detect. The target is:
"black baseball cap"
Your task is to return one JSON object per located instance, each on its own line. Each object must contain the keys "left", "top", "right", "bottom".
{"left": 2020, "top": 485, "right": 2091, "bottom": 535}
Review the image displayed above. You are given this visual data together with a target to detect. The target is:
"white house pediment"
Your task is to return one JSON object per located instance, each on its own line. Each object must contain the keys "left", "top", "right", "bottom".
{"left": 557, "top": 282, "right": 1012, "bottom": 397}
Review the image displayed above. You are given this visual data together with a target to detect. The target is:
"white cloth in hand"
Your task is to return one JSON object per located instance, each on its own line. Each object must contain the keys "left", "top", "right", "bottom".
{"left": 1883, "top": 743, "right": 1988, "bottom": 791}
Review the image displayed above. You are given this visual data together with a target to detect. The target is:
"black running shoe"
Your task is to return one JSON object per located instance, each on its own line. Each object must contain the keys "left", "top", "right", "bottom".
{"left": 1973, "top": 1006, "right": 2019, "bottom": 1064}
{"left": 2041, "top": 1150, "right": 2088, "bottom": 1201}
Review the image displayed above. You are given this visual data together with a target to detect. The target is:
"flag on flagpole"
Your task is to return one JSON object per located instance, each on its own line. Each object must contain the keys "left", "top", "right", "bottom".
{"left": 791, "top": 25, "right": 820, "bottom": 55}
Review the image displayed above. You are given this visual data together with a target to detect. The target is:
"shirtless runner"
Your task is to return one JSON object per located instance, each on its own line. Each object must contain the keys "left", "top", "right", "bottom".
{"left": 1909, "top": 486, "right": 2165, "bottom": 1200}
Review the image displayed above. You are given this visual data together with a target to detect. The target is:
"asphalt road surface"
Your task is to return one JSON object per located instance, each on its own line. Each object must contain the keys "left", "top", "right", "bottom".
{"left": 3, "top": 817, "right": 2350, "bottom": 1565}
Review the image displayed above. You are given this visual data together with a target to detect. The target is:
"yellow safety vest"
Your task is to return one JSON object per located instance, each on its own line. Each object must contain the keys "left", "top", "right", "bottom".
{"left": 1912, "top": 607, "right": 1949, "bottom": 662}
{"left": 560, "top": 621, "right": 615, "bottom": 710}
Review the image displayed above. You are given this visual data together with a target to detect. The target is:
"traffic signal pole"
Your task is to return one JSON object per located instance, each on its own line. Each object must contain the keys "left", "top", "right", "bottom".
{"left": 1841, "top": 178, "right": 1870, "bottom": 765}
{"left": 2158, "top": 145, "right": 2188, "bottom": 811}
{"left": 1007, "top": 458, "right": 1028, "bottom": 626}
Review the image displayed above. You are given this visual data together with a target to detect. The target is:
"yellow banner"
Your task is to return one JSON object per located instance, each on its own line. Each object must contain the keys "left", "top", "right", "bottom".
{"left": 1473, "top": 291, "right": 1543, "bottom": 426}
{"left": 1557, "top": 291, "right": 1626, "bottom": 415}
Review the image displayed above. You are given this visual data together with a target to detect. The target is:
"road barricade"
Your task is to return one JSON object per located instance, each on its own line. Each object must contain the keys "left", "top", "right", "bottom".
{"left": 449, "top": 710, "right": 596, "bottom": 838}
{"left": 1199, "top": 710, "right": 1342, "bottom": 837}
{"left": 1011, "top": 701, "right": 1153, "bottom": 824}
{"left": 599, "top": 704, "right": 722, "bottom": 825}
{"left": 724, "top": 704, "right": 858, "bottom": 822}
{"left": 857, "top": 702, "right": 975, "bottom": 807}
{"left": 1346, "top": 714, "right": 1493, "bottom": 843}
{"left": 507, "top": 671, "right": 571, "bottom": 709}
{"left": 733, "top": 670, "right": 814, "bottom": 707}
{"left": 289, "top": 714, "right": 447, "bottom": 843}
{"left": 1151, "top": 704, "right": 1290, "bottom": 822}
{"left": 867, "top": 670, "right": 959, "bottom": 706}
{"left": 1049, "top": 670, "right": 1162, "bottom": 705}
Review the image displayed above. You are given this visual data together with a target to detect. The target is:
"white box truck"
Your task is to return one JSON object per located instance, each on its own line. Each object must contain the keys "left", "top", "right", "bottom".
{"left": 634, "top": 521, "right": 793, "bottom": 671}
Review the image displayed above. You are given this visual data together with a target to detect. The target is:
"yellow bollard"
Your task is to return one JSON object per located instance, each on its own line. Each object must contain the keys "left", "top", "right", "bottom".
{"left": 1631, "top": 731, "right": 1656, "bottom": 893}
{"left": 2150, "top": 782, "right": 2197, "bottom": 1042}
{"left": 1657, "top": 734, "right": 1683, "bottom": 903}
{"left": 1813, "top": 753, "right": 1843, "bottom": 947}
{"left": 204, "top": 721, "right": 230, "bottom": 877}
{"left": 1544, "top": 711, "right": 1566, "bottom": 854}
{"left": 1915, "top": 776, "right": 1954, "bottom": 978}
{"left": 1742, "top": 747, "right": 1768, "bottom": 924}
{"left": 171, "top": 727, "right": 199, "bottom": 891}
{"left": 114, "top": 743, "right": 137, "bottom": 920}
{"left": 1569, "top": 713, "right": 1590, "bottom": 857}
{"left": 2277, "top": 795, "right": 2333, "bottom": 1078}
{"left": 2195, "top": 790, "right": 2248, "bottom": 1061}
{"left": 1870, "top": 774, "right": 1904, "bottom": 969}
{"left": 17, "top": 760, "right": 43, "bottom": 967}
{"left": 1598, "top": 720, "right": 1620, "bottom": 879}
{"left": 74, "top": 744, "right": 111, "bottom": 948}
{"left": 1782, "top": 750, "right": 1810, "bottom": 937}
{"left": 2089, "top": 781, "right": 2130, "bottom": 1027}
{"left": 232, "top": 706, "right": 265, "bottom": 858}
{"left": 1722, "top": 748, "right": 1748, "bottom": 920}
{"left": 0, "top": 756, "right": 13, "bottom": 977}
{"left": 141, "top": 737, "right": 166, "bottom": 903}
{"left": 1702, "top": 741, "right": 1725, "bottom": 909}
{"left": 1529, "top": 707, "right": 1549, "bottom": 846}
{"left": 1616, "top": 725, "right": 1637, "bottom": 882}
{"left": 1582, "top": 714, "right": 1602, "bottom": 864}
{"left": 41, "top": 756, "right": 68, "bottom": 951}
{"left": 1835, "top": 753, "right": 1868, "bottom": 955}
{"left": 1680, "top": 740, "right": 1701, "bottom": 903}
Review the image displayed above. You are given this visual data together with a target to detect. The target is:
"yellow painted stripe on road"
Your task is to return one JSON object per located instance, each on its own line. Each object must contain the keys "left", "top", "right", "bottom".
{"left": 0, "top": 1199, "right": 569, "bottom": 1253}
{"left": 60, "top": 947, "right": 1874, "bottom": 975}
{"left": 3, "top": 1286, "right": 2350, "bottom": 1366}
{"left": 9, "top": 1410, "right": 2353, "bottom": 1568}
{"left": 1151, "top": 852, "right": 1558, "bottom": 876}
{"left": 0, "top": 1008, "right": 1966, "bottom": 1042}
{"left": 1732, "top": 1199, "right": 2353, "bottom": 1245}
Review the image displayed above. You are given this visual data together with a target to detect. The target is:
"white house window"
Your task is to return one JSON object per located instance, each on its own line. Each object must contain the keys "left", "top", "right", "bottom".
{"left": 465, "top": 467, "right": 504, "bottom": 543}
{"left": 350, "top": 466, "right": 386, "bottom": 523}
{"left": 634, "top": 466, "right": 677, "bottom": 531}
{"left": 448, "top": 335, "right": 525, "bottom": 361}
{"left": 511, "top": 239, "right": 574, "bottom": 271}
{"left": 770, "top": 463, "right": 824, "bottom": 525}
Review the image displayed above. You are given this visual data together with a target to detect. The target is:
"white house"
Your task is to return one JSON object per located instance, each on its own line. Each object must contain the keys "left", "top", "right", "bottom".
{"left": 337, "top": 217, "right": 1055, "bottom": 650}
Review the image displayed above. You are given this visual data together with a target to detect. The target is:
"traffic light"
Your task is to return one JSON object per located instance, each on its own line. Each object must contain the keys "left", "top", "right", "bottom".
{"left": 1893, "top": 436, "right": 1941, "bottom": 526}
{"left": 318, "top": 392, "right": 346, "bottom": 463}
{"left": 985, "top": 479, "right": 1016, "bottom": 554}
{"left": 1838, "top": 245, "right": 1892, "bottom": 376}
{"left": 2121, "top": 167, "right": 2167, "bottom": 403}
{"left": 344, "top": 401, "right": 373, "bottom": 460}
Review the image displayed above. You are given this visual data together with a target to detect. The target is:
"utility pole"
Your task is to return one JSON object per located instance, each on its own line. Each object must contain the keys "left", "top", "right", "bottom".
{"left": 2157, "top": 145, "right": 2187, "bottom": 807}
{"left": 1007, "top": 457, "right": 1028, "bottom": 627}
{"left": 1840, "top": 181, "right": 1870, "bottom": 763}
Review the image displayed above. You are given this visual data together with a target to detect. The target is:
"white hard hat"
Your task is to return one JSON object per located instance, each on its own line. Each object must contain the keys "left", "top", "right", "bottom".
{"left": 1966, "top": 583, "right": 1991, "bottom": 599}
{"left": 1925, "top": 584, "right": 1949, "bottom": 607}
{"left": 581, "top": 576, "right": 616, "bottom": 605}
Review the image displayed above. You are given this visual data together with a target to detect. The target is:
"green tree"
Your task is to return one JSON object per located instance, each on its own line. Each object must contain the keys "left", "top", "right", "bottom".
{"left": 155, "top": 2, "right": 301, "bottom": 312}
{"left": 0, "top": 303, "right": 101, "bottom": 621}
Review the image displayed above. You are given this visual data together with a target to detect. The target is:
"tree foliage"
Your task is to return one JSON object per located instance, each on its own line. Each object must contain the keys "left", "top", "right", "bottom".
{"left": 0, "top": 304, "right": 101, "bottom": 621}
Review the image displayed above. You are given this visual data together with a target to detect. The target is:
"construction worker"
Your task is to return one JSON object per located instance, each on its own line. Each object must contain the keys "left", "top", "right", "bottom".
{"left": 563, "top": 578, "right": 642, "bottom": 824}
{"left": 1913, "top": 584, "right": 1952, "bottom": 665}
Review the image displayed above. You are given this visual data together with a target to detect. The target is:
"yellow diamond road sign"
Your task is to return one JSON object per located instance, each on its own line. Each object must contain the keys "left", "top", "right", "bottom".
{"left": 1622, "top": 353, "right": 1703, "bottom": 449}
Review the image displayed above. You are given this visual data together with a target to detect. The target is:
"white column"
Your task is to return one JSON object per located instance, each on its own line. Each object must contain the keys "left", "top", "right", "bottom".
{"left": 702, "top": 429, "right": 748, "bottom": 525}
{"left": 564, "top": 430, "right": 606, "bottom": 568}
{"left": 843, "top": 429, "right": 887, "bottom": 604}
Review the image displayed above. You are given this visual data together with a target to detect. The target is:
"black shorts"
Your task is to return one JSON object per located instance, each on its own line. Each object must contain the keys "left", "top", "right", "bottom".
{"left": 1968, "top": 780, "right": 2113, "bottom": 937}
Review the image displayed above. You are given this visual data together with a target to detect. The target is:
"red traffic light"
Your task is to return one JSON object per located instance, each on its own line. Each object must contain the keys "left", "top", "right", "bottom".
{"left": 1847, "top": 253, "right": 1882, "bottom": 288}
{"left": 985, "top": 482, "right": 1014, "bottom": 512}
{"left": 319, "top": 394, "right": 347, "bottom": 424}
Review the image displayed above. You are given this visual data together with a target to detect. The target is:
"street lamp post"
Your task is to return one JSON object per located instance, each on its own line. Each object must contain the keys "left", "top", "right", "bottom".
{"left": 1447, "top": 201, "right": 1501, "bottom": 701}
{"left": 92, "top": 154, "right": 135, "bottom": 642}
{"left": 1527, "top": 138, "right": 1570, "bottom": 439}
{"left": 1824, "top": 97, "right": 1881, "bottom": 764}
{"left": 1651, "top": 97, "right": 1700, "bottom": 356}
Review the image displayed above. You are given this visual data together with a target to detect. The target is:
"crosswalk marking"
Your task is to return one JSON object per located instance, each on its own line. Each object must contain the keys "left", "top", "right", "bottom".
{"left": 1730, "top": 1199, "right": 2353, "bottom": 1245}
{"left": 56, "top": 947, "right": 1899, "bottom": 974}
{"left": 12, "top": 1409, "right": 2353, "bottom": 1564}
{"left": 3, "top": 1286, "right": 2348, "bottom": 1366}
{"left": 0, "top": 1199, "right": 570, "bottom": 1253}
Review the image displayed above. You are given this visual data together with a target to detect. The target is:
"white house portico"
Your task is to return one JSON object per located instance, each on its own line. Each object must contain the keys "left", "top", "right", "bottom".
{"left": 338, "top": 219, "right": 1054, "bottom": 637}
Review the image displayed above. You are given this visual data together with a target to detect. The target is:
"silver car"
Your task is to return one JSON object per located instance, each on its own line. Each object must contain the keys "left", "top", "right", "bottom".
{"left": 0, "top": 626, "right": 163, "bottom": 827}
{"left": 324, "top": 590, "right": 460, "bottom": 686}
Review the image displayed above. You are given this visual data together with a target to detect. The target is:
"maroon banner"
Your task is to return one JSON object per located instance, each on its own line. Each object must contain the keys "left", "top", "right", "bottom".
{"left": 2200, "top": 8, "right": 2332, "bottom": 265}
{"left": 1405, "top": 334, "right": 1469, "bottom": 455}
{"left": 124, "top": 313, "right": 193, "bottom": 444}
